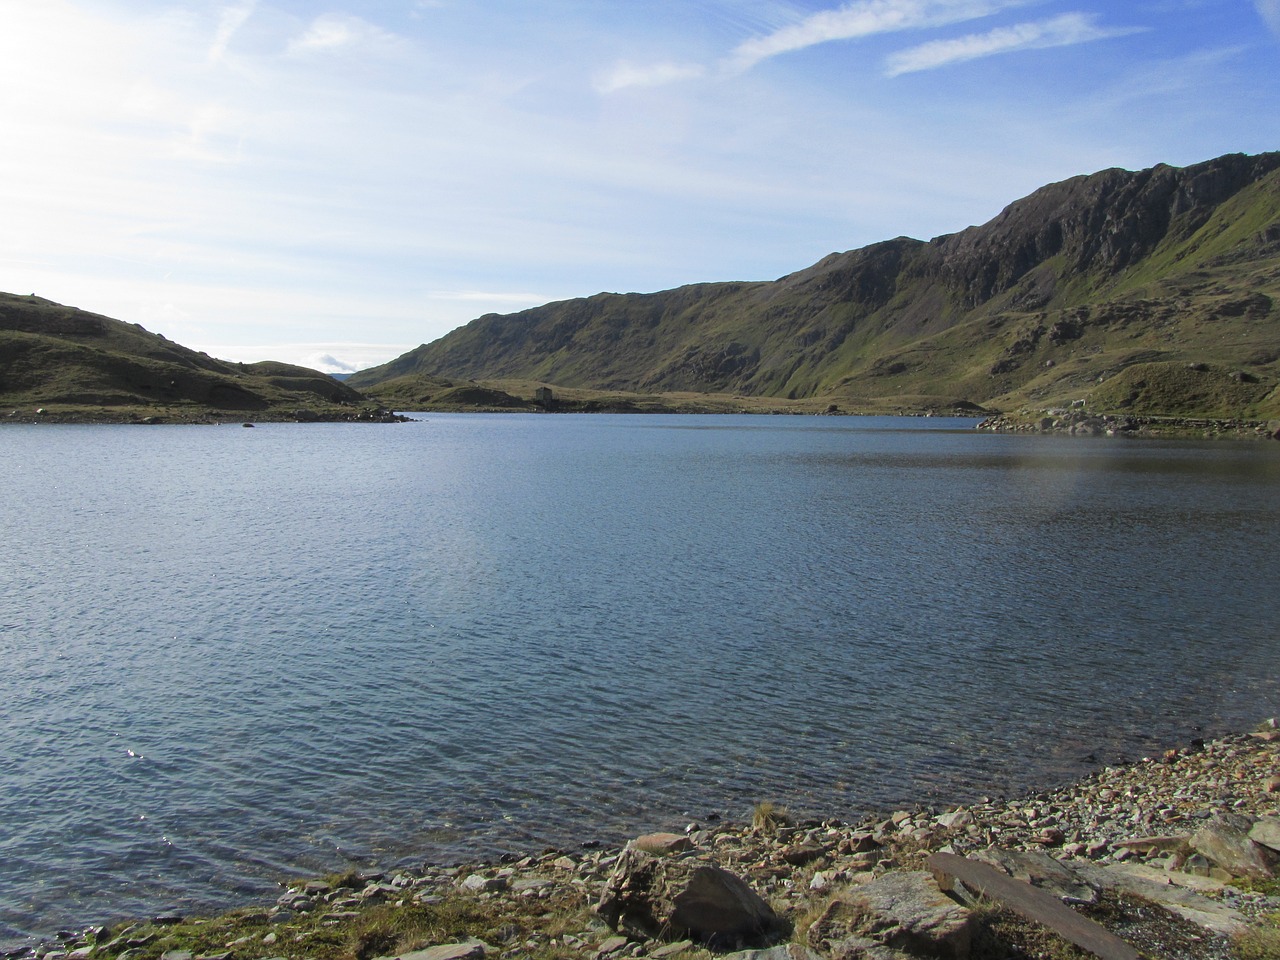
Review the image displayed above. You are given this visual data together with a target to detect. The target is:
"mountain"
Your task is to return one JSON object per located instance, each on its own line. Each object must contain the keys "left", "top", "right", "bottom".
{"left": 0, "top": 294, "right": 392, "bottom": 423}
{"left": 350, "top": 152, "right": 1280, "bottom": 419}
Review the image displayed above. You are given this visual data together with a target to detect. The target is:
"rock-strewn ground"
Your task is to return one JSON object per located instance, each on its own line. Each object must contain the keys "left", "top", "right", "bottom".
{"left": 976, "top": 410, "right": 1280, "bottom": 440}
{"left": 12, "top": 725, "right": 1280, "bottom": 960}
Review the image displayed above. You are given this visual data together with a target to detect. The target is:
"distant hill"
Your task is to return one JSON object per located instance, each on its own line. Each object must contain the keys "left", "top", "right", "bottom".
{"left": 350, "top": 152, "right": 1280, "bottom": 420}
{"left": 0, "top": 294, "right": 393, "bottom": 423}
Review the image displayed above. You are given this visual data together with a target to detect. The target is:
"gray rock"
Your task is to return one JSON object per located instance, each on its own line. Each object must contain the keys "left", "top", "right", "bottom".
{"left": 596, "top": 848, "right": 779, "bottom": 943}
{"left": 376, "top": 940, "right": 490, "bottom": 960}
{"left": 722, "top": 945, "right": 826, "bottom": 960}
{"left": 1075, "top": 863, "right": 1249, "bottom": 937}
{"left": 1190, "top": 812, "right": 1276, "bottom": 880}
{"left": 459, "top": 873, "right": 508, "bottom": 893}
{"left": 649, "top": 940, "right": 694, "bottom": 958}
{"left": 1248, "top": 817, "right": 1280, "bottom": 853}
{"left": 807, "top": 871, "right": 972, "bottom": 959}
{"left": 970, "top": 848, "right": 1098, "bottom": 905}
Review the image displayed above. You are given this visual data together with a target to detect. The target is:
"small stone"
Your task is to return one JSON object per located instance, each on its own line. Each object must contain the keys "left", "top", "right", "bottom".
{"left": 649, "top": 941, "right": 693, "bottom": 958}
{"left": 595, "top": 936, "right": 629, "bottom": 957}
{"left": 459, "top": 873, "right": 508, "bottom": 893}
{"left": 935, "top": 810, "right": 973, "bottom": 831}
{"left": 780, "top": 844, "right": 824, "bottom": 866}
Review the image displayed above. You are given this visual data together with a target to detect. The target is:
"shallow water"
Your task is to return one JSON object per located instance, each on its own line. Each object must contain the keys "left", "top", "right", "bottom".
{"left": 2, "top": 414, "right": 1279, "bottom": 945}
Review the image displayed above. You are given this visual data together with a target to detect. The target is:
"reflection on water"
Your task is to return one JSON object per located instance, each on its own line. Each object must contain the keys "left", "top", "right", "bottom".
{"left": 1, "top": 415, "right": 1278, "bottom": 945}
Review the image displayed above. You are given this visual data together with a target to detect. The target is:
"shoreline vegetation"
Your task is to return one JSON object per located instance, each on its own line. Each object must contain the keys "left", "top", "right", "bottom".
{"left": 12, "top": 723, "right": 1280, "bottom": 960}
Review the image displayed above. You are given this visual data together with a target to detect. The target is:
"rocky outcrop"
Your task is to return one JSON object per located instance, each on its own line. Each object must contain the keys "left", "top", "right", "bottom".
{"left": 806, "top": 873, "right": 972, "bottom": 959}
{"left": 595, "top": 849, "right": 781, "bottom": 945}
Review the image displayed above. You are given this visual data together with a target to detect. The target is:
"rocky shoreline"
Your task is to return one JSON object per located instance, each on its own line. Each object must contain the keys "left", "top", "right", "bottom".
{"left": 12, "top": 724, "right": 1280, "bottom": 960}
{"left": 976, "top": 409, "right": 1280, "bottom": 441}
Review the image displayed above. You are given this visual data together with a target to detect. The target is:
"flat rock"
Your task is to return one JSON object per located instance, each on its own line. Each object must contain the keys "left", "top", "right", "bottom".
{"left": 722, "top": 945, "right": 826, "bottom": 960}
{"left": 377, "top": 941, "right": 490, "bottom": 960}
{"left": 629, "top": 833, "right": 694, "bottom": 856}
{"left": 1108, "top": 863, "right": 1227, "bottom": 895}
{"left": 970, "top": 847, "right": 1098, "bottom": 905}
{"left": 807, "top": 870, "right": 972, "bottom": 959}
{"left": 1074, "top": 863, "right": 1250, "bottom": 937}
{"left": 1113, "top": 835, "right": 1191, "bottom": 855}
{"left": 928, "top": 853, "right": 1137, "bottom": 960}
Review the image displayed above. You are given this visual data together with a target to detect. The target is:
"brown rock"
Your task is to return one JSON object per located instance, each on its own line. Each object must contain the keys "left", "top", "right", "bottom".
{"left": 780, "top": 843, "right": 826, "bottom": 866}
{"left": 629, "top": 833, "right": 694, "bottom": 856}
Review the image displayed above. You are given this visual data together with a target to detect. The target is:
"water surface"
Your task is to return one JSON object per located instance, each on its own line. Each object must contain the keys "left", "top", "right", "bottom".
{"left": 2, "top": 415, "right": 1278, "bottom": 945}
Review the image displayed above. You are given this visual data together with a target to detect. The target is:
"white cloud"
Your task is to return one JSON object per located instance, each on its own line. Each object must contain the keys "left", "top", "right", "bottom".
{"left": 724, "top": 0, "right": 1018, "bottom": 72}
{"left": 209, "top": 2, "right": 257, "bottom": 64}
{"left": 596, "top": 60, "right": 707, "bottom": 94}
{"left": 285, "top": 14, "right": 404, "bottom": 57}
{"left": 885, "top": 12, "right": 1144, "bottom": 76}
{"left": 1257, "top": 0, "right": 1280, "bottom": 37}
{"left": 309, "top": 353, "right": 359, "bottom": 373}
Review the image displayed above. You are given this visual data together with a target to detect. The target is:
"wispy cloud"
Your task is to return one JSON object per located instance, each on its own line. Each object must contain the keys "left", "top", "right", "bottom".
{"left": 724, "top": 0, "right": 1019, "bottom": 73}
{"left": 885, "top": 12, "right": 1143, "bottom": 76}
{"left": 595, "top": 60, "right": 707, "bottom": 94}
{"left": 208, "top": 2, "right": 256, "bottom": 64}
{"left": 1256, "top": 0, "right": 1280, "bottom": 37}
{"left": 286, "top": 14, "right": 404, "bottom": 57}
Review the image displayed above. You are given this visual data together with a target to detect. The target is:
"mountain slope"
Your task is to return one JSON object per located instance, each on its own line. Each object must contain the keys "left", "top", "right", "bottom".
{"left": 350, "top": 152, "right": 1280, "bottom": 418}
{"left": 0, "top": 294, "right": 384, "bottom": 422}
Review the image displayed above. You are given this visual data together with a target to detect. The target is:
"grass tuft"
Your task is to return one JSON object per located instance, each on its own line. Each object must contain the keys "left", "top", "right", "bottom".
{"left": 751, "top": 801, "right": 790, "bottom": 836}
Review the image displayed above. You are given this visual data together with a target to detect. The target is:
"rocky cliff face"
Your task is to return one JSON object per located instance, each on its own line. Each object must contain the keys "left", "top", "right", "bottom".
{"left": 350, "top": 152, "right": 1280, "bottom": 414}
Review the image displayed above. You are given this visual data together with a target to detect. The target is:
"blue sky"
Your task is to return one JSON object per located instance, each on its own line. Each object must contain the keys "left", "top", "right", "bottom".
{"left": 1, "top": 0, "right": 1277, "bottom": 372}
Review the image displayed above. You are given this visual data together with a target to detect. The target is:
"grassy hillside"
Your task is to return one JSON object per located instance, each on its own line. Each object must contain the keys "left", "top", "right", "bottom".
{"left": 0, "top": 294, "right": 393, "bottom": 423}
{"left": 350, "top": 152, "right": 1280, "bottom": 421}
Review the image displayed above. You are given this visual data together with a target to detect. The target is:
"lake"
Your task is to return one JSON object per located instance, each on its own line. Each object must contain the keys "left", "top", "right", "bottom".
{"left": 2, "top": 414, "right": 1279, "bottom": 946}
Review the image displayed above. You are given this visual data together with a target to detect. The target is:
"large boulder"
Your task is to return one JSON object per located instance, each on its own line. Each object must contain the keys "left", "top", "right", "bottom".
{"left": 806, "top": 871, "right": 973, "bottom": 959}
{"left": 1190, "top": 812, "right": 1277, "bottom": 881}
{"left": 596, "top": 848, "right": 780, "bottom": 945}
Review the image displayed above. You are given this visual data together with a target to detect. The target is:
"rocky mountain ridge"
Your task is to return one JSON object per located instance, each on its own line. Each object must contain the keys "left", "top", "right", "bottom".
{"left": 350, "top": 152, "right": 1280, "bottom": 420}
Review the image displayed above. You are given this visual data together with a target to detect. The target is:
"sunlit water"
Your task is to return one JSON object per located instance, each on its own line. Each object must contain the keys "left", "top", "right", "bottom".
{"left": 2, "top": 414, "right": 1279, "bottom": 946}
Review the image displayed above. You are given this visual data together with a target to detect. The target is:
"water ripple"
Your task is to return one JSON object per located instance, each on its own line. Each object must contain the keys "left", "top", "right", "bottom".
{"left": 1, "top": 416, "right": 1278, "bottom": 946}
